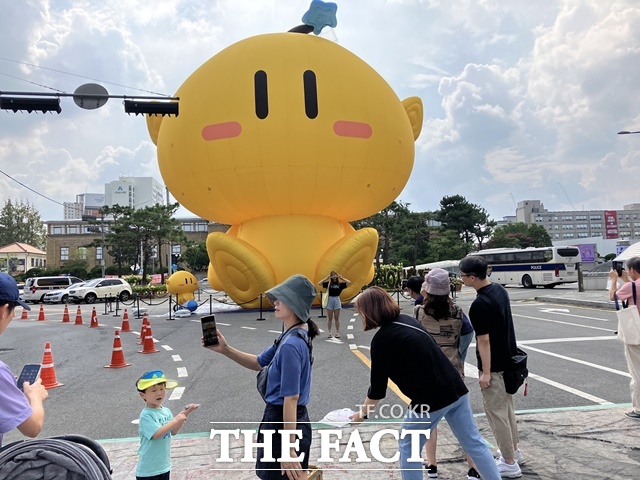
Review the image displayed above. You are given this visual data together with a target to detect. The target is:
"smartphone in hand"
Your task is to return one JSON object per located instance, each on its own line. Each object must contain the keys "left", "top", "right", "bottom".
{"left": 201, "top": 315, "right": 219, "bottom": 346}
{"left": 17, "top": 364, "right": 41, "bottom": 391}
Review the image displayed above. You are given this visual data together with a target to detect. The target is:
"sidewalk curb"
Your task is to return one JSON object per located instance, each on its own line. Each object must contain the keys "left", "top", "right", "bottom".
{"left": 534, "top": 295, "right": 615, "bottom": 310}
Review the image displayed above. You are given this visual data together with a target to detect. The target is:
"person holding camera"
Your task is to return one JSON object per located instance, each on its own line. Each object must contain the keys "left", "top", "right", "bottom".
{"left": 608, "top": 257, "right": 640, "bottom": 419}
{"left": 205, "top": 274, "right": 319, "bottom": 479}
{"left": 0, "top": 273, "right": 48, "bottom": 448}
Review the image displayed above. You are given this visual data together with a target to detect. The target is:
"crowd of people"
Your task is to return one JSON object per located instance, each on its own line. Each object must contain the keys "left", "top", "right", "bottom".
{"left": 2, "top": 254, "right": 640, "bottom": 479}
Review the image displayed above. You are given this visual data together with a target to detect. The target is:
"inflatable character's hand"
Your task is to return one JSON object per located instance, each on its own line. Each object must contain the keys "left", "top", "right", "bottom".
{"left": 206, "top": 233, "right": 276, "bottom": 309}
{"left": 317, "top": 227, "right": 378, "bottom": 300}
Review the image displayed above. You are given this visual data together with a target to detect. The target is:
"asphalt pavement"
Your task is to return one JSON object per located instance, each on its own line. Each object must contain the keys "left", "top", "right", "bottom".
{"left": 3, "top": 287, "right": 639, "bottom": 479}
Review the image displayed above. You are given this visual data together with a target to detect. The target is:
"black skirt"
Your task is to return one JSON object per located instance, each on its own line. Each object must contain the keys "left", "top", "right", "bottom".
{"left": 255, "top": 403, "right": 312, "bottom": 479}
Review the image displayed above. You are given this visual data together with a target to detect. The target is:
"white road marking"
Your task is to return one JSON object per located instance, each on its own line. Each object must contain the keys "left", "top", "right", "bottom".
{"left": 241, "top": 326, "right": 256, "bottom": 330}
{"left": 518, "top": 336, "right": 615, "bottom": 345}
{"left": 162, "top": 345, "right": 173, "bottom": 351}
{"left": 347, "top": 325, "right": 353, "bottom": 330}
{"left": 350, "top": 318, "right": 355, "bottom": 322}
{"left": 357, "top": 345, "right": 370, "bottom": 350}
{"left": 513, "top": 314, "right": 613, "bottom": 332}
{"left": 177, "top": 367, "right": 188, "bottom": 377}
{"left": 527, "top": 373, "right": 613, "bottom": 405}
{"left": 347, "top": 334, "right": 354, "bottom": 339}
{"left": 169, "top": 387, "right": 185, "bottom": 401}
{"left": 172, "top": 354, "right": 182, "bottom": 362}
{"left": 269, "top": 330, "right": 281, "bottom": 334}
{"left": 538, "top": 309, "right": 610, "bottom": 322}
{"left": 349, "top": 344, "right": 357, "bottom": 350}
{"left": 217, "top": 322, "right": 230, "bottom": 326}
{"left": 131, "top": 419, "right": 139, "bottom": 425}
{"left": 464, "top": 362, "right": 478, "bottom": 378}
{"left": 522, "top": 344, "right": 630, "bottom": 377}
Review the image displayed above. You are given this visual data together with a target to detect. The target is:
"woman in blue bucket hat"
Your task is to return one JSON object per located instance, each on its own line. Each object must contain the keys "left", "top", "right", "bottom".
{"left": 205, "top": 274, "right": 319, "bottom": 479}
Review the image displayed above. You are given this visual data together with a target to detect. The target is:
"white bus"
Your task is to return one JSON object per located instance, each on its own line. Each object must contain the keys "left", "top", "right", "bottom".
{"left": 468, "top": 246, "right": 581, "bottom": 288}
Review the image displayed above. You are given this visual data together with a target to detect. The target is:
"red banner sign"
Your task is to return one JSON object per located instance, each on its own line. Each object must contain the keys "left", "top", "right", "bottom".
{"left": 604, "top": 210, "right": 618, "bottom": 239}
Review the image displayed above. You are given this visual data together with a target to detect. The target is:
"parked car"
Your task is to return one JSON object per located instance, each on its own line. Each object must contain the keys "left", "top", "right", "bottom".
{"left": 43, "top": 283, "right": 85, "bottom": 304}
{"left": 23, "top": 276, "right": 84, "bottom": 303}
{"left": 68, "top": 278, "right": 132, "bottom": 304}
{"left": 17, "top": 283, "right": 24, "bottom": 301}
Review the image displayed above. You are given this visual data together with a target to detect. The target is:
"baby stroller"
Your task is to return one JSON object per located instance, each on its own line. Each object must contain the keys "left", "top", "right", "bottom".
{"left": 0, "top": 434, "right": 112, "bottom": 479}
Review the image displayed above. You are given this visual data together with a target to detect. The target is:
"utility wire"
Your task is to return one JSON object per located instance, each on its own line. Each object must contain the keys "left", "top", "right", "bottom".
{"left": 0, "top": 168, "right": 65, "bottom": 206}
{"left": 0, "top": 56, "right": 171, "bottom": 97}
{"left": 0, "top": 71, "right": 66, "bottom": 93}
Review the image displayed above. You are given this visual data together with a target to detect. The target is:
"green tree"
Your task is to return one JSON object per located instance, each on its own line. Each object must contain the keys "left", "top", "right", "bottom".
{"left": 144, "top": 203, "right": 187, "bottom": 283}
{"left": 435, "top": 195, "right": 496, "bottom": 254}
{"left": 351, "top": 201, "right": 411, "bottom": 266}
{"left": 0, "top": 199, "right": 46, "bottom": 249}
{"left": 181, "top": 241, "right": 209, "bottom": 271}
{"left": 486, "top": 222, "right": 552, "bottom": 249}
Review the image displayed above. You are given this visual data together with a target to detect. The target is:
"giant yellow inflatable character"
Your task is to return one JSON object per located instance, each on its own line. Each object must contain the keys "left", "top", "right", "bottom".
{"left": 147, "top": 29, "right": 423, "bottom": 308}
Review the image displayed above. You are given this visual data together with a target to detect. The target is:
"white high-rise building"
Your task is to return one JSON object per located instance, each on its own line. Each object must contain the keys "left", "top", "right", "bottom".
{"left": 63, "top": 193, "right": 105, "bottom": 219}
{"left": 104, "top": 177, "right": 164, "bottom": 210}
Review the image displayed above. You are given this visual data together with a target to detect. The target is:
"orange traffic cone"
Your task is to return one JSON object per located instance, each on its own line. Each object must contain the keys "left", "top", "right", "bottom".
{"left": 89, "top": 307, "right": 99, "bottom": 328}
{"left": 120, "top": 309, "right": 131, "bottom": 332}
{"left": 74, "top": 306, "right": 83, "bottom": 325}
{"left": 37, "top": 305, "right": 46, "bottom": 321}
{"left": 21, "top": 308, "right": 28, "bottom": 320}
{"left": 137, "top": 323, "right": 147, "bottom": 345}
{"left": 40, "top": 342, "right": 63, "bottom": 389}
{"left": 139, "top": 324, "right": 158, "bottom": 354}
{"left": 61, "top": 305, "right": 70, "bottom": 323}
{"left": 105, "top": 330, "right": 131, "bottom": 368}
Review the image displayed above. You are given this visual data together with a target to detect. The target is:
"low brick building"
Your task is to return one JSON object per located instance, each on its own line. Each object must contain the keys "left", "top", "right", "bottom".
{"left": 45, "top": 218, "right": 227, "bottom": 271}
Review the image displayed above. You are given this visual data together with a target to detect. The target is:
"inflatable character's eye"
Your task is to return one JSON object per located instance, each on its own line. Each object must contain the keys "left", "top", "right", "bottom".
{"left": 254, "top": 70, "right": 268, "bottom": 119}
{"left": 303, "top": 70, "right": 318, "bottom": 119}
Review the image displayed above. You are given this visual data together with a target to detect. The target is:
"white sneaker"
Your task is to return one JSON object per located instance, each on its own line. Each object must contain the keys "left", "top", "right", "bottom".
{"left": 496, "top": 448, "right": 524, "bottom": 464}
{"left": 495, "top": 457, "right": 521, "bottom": 478}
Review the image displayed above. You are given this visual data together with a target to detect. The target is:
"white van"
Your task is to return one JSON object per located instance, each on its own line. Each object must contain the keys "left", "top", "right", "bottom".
{"left": 23, "top": 276, "right": 84, "bottom": 303}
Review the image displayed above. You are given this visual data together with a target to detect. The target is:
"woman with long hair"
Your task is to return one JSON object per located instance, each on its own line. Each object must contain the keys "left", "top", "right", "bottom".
{"left": 418, "top": 268, "right": 480, "bottom": 479}
{"left": 350, "top": 286, "right": 499, "bottom": 480}
{"left": 319, "top": 271, "right": 350, "bottom": 338}
{"left": 206, "top": 274, "right": 319, "bottom": 479}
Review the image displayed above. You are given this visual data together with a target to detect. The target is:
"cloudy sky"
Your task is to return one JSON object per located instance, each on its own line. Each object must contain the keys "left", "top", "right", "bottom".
{"left": 1, "top": 0, "right": 640, "bottom": 223}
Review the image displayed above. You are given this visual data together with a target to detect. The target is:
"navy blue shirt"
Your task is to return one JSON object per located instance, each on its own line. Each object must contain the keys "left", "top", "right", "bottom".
{"left": 257, "top": 329, "right": 312, "bottom": 405}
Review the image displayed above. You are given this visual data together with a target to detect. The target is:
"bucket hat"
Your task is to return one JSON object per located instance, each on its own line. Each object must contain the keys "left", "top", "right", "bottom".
{"left": 0, "top": 272, "right": 30, "bottom": 311}
{"left": 423, "top": 268, "right": 451, "bottom": 296}
{"left": 265, "top": 274, "right": 317, "bottom": 321}
{"left": 136, "top": 370, "right": 179, "bottom": 391}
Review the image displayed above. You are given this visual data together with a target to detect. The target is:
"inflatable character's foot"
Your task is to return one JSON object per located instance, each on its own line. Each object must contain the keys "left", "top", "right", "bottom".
{"left": 206, "top": 233, "right": 276, "bottom": 308}
{"left": 317, "top": 227, "right": 378, "bottom": 300}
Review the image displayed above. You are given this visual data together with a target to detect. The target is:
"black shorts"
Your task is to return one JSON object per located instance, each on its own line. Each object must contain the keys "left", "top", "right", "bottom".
{"left": 256, "top": 403, "right": 312, "bottom": 480}
{"left": 136, "top": 472, "right": 170, "bottom": 480}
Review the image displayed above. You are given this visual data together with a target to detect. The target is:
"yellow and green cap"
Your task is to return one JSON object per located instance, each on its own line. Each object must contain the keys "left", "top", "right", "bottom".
{"left": 136, "top": 370, "right": 179, "bottom": 391}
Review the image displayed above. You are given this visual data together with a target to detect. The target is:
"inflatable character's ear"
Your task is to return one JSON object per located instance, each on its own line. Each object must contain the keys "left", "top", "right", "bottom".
{"left": 402, "top": 96, "right": 423, "bottom": 141}
{"left": 146, "top": 114, "right": 164, "bottom": 145}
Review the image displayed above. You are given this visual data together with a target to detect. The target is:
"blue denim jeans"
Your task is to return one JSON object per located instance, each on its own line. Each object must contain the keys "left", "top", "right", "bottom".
{"left": 459, "top": 331, "right": 474, "bottom": 365}
{"left": 398, "top": 394, "right": 500, "bottom": 480}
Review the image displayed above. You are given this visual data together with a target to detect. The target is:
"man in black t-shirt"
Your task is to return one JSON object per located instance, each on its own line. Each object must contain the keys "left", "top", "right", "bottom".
{"left": 459, "top": 256, "right": 523, "bottom": 479}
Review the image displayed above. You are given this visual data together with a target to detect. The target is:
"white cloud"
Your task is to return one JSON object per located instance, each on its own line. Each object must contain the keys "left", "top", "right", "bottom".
{"left": 1, "top": 0, "right": 640, "bottom": 225}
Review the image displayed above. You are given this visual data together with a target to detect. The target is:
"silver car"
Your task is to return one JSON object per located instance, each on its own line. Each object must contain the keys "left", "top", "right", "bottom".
{"left": 43, "top": 283, "right": 85, "bottom": 304}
